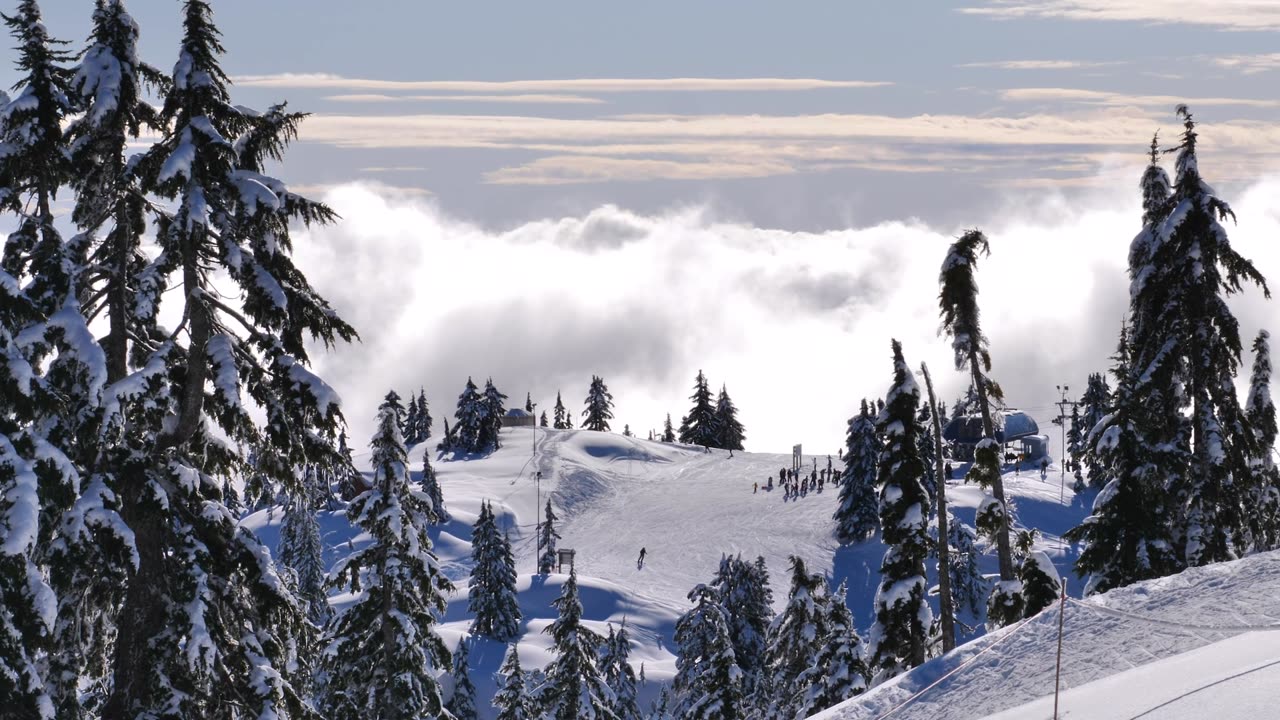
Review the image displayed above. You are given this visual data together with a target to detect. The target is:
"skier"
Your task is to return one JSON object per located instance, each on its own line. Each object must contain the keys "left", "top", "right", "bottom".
{"left": 637, "top": 547, "right": 647, "bottom": 569}
{"left": 753, "top": 482, "right": 758, "bottom": 494}
{"left": 945, "top": 462, "right": 953, "bottom": 480}
{"left": 1039, "top": 457, "right": 1049, "bottom": 481}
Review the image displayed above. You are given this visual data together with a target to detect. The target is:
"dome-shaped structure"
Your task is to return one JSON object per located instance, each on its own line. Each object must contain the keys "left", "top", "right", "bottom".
{"left": 942, "top": 409, "right": 1041, "bottom": 445}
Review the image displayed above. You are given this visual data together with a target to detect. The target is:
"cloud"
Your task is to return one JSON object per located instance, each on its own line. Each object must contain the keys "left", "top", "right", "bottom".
{"left": 1211, "top": 53, "right": 1280, "bottom": 74}
{"left": 323, "top": 93, "right": 606, "bottom": 105}
{"left": 293, "top": 177, "right": 1280, "bottom": 460}
{"left": 959, "top": 1, "right": 1280, "bottom": 31}
{"left": 958, "top": 60, "right": 1121, "bottom": 70}
{"left": 1000, "top": 87, "right": 1280, "bottom": 108}
{"left": 484, "top": 155, "right": 795, "bottom": 184}
{"left": 234, "top": 74, "right": 891, "bottom": 93}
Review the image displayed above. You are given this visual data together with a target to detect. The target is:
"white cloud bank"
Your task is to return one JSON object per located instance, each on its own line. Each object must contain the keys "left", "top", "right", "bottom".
{"left": 296, "top": 177, "right": 1280, "bottom": 459}
{"left": 960, "top": 1, "right": 1280, "bottom": 31}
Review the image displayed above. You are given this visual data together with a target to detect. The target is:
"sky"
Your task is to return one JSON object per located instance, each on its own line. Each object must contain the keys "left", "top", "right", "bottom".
{"left": 8, "top": 1, "right": 1280, "bottom": 457}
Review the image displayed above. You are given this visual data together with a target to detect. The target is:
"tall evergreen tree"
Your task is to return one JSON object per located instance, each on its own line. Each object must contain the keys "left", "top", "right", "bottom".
{"left": 600, "top": 623, "right": 642, "bottom": 720}
{"left": 662, "top": 413, "right": 676, "bottom": 443}
{"left": 479, "top": 378, "right": 508, "bottom": 451}
{"left": 319, "top": 393, "right": 453, "bottom": 719}
{"left": 674, "top": 584, "right": 745, "bottom": 720}
{"left": 539, "top": 498, "right": 561, "bottom": 574}
{"left": 495, "top": 645, "right": 532, "bottom": 720}
{"left": 538, "top": 570, "right": 617, "bottom": 719}
{"left": 793, "top": 580, "right": 868, "bottom": 717}
{"left": 1077, "top": 373, "right": 1111, "bottom": 489}
{"left": 678, "top": 370, "right": 718, "bottom": 447}
{"left": 708, "top": 555, "right": 771, "bottom": 692}
{"left": 1066, "top": 404, "right": 1084, "bottom": 491}
{"left": 416, "top": 387, "right": 432, "bottom": 441}
{"left": 867, "top": 341, "right": 933, "bottom": 680}
{"left": 582, "top": 375, "right": 615, "bottom": 432}
{"left": 835, "top": 399, "right": 880, "bottom": 544}
{"left": 946, "top": 515, "right": 987, "bottom": 620}
{"left": 917, "top": 401, "right": 937, "bottom": 504}
{"left": 278, "top": 494, "right": 331, "bottom": 626}
{"left": 447, "top": 635, "right": 478, "bottom": 720}
{"left": 759, "top": 556, "right": 829, "bottom": 719}
{"left": 939, "top": 229, "right": 1018, "bottom": 623}
{"left": 541, "top": 410, "right": 549, "bottom": 428}
{"left": 1247, "top": 330, "right": 1279, "bottom": 550}
{"left": 553, "top": 391, "right": 567, "bottom": 430}
{"left": 469, "top": 501, "right": 521, "bottom": 641}
{"left": 453, "top": 376, "right": 484, "bottom": 452}
{"left": 714, "top": 385, "right": 746, "bottom": 451}
{"left": 419, "top": 446, "right": 449, "bottom": 524}
{"left": 404, "top": 392, "right": 421, "bottom": 444}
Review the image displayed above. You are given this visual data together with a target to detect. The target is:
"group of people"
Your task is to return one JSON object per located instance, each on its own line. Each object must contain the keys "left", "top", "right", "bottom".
{"left": 753, "top": 459, "right": 840, "bottom": 501}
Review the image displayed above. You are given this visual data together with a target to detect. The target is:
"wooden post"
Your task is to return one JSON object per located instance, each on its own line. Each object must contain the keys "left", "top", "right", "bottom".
{"left": 921, "top": 362, "right": 956, "bottom": 653}
{"left": 1053, "top": 579, "right": 1067, "bottom": 719}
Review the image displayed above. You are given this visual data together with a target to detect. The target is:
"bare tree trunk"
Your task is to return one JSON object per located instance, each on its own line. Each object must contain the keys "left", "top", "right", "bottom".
{"left": 922, "top": 362, "right": 956, "bottom": 653}
{"left": 970, "top": 352, "right": 1015, "bottom": 582}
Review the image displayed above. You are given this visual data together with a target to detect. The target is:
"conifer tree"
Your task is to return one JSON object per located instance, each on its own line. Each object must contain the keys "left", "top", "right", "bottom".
{"left": 553, "top": 391, "right": 567, "bottom": 430}
{"left": 416, "top": 388, "right": 432, "bottom": 441}
{"left": 1066, "top": 404, "right": 1084, "bottom": 491}
{"left": 867, "top": 341, "right": 933, "bottom": 679}
{"left": 662, "top": 413, "right": 676, "bottom": 443}
{"left": 405, "top": 392, "right": 421, "bottom": 444}
{"left": 583, "top": 375, "right": 615, "bottom": 432}
{"left": 480, "top": 378, "right": 509, "bottom": 451}
{"left": 419, "top": 446, "right": 449, "bottom": 524}
{"left": 453, "top": 377, "right": 484, "bottom": 452}
{"left": 600, "top": 623, "right": 641, "bottom": 720}
{"left": 678, "top": 370, "right": 718, "bottom": 447}
{"left": 674, "top": 584, "right": 745, "bottom": 720}
{"left": 538, "top": 570, "right": 617, "bottom": 719}
{"left": 565, "top": 411, "right": 574, "bottom": 429}
{"left": 917, "top": 401, "right": 937, "bottom": 504}
{"left": 447, "top": 635, "right": 478, "bottom": 720}
{"left": 709, "top": 555, "right": 770, "bottom": 691}
{"left": 319, "top": 393, "right": 453, "bottom": 719}
{"left": 835, "top": 399, "right": 880, "bottom": 543}
{"left": 495, "top": 645, "right": 532, "bottom": 720}
{"left": 1077, "top": 373, "right": 1111, "bottom": 488}
{"left": 541, "top": 410, "right": 549, "bottom": 428}
{"left": 278, "top": 495, "right": 332, "bottom": 626}
{"left": 947, "top": 516, "right": 987, "bottom": 620}
{"left": 526, "top": 392, "right": 534, "bottom": 413}
{"left": 469, "top": 501, "right": 521, "bottom": 641}
{"left": 793, "top": 581, "right": 868, "bottom": 716}
{"left": 539, "top": 499, "right": 561, "bottom": 574}
{"left": 714, "top": 385, "right": 746, "bottom": 451}
{"left": 759, "top": 557, "right": 830, "bottom": 718}
{"left": 1019, "top": 548, "right": 1061, "bottom": 619}
{"left": 1247, "top": 330, "right": 1279, "bottom": 550}
{"left": 939, "top": 230, "right": 1018, "bottom": 622}
{"left": 623, "top": 424, "right": 632, "bottom": 437}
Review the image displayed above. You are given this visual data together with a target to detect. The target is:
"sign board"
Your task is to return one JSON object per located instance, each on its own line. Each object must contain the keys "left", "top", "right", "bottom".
{"left": 792, "top": 444, "right": 802, "bottom": 472}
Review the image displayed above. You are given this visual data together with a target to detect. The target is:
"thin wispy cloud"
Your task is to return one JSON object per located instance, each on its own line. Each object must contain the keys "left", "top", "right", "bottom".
{"left": 958, "top": 59, "right": 1120, "bottom": 70}
{"left": 234, "top": 73, "right": 891, "bottom": 93}
{"left": 960, "top": 0, "right": 1280, "bottom": 31}
{"left": 1211, "top": 53, "right": 1280, "bottom": 74}
{"left": 324, "top": 93, "right": 606, "bottom": 105}
{"left": 1000, "top": 87, "right": 1280, "bottom": 108}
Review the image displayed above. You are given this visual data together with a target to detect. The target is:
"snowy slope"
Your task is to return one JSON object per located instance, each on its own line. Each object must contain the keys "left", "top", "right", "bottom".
{"left": 816, "top": 551, "right": 1280, "bottom": 720}
{"left": 245, "top": 426, "right": 1090, "bottom": 716}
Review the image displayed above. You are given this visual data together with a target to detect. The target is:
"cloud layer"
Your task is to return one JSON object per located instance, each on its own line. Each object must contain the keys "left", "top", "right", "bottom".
{"left": 959, "top": 1, "right": 1280, "bottom": 31}
{"left": 295, "top": 176, "right": 1280, "bottom": 459}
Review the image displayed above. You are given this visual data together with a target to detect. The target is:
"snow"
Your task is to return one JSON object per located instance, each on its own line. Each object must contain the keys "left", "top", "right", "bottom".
{"left": 0, "top": 433, "right": 40, "bottom": 556}
{"left": 244, "top": 426, "right": 1091, "bottom": 716}
{"left": 158, "top": 128, "right": 196, "bottom": 184}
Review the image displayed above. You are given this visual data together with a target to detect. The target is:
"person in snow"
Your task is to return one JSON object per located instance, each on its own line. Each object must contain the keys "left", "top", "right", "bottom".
{"left": 638, "top": 547, "right": 647, "bottom": 569}
{"left": 753, "top": 482, "right": 758, "bottom": 494}
{"left": 1039, "top": 457, "right": 1049, "bottom": 480}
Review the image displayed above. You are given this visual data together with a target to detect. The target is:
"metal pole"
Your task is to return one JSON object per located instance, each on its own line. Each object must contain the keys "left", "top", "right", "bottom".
{"left": 1053, "top": 579, "right": 1067, "bottom": 720}
{"left": 535, "top": 470, "right": 542, "bottom": 574}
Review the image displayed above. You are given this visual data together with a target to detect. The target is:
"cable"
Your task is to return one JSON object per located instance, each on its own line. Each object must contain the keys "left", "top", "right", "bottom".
{"left": 1065, "top": 597, "right": 1280, "bottom": 633}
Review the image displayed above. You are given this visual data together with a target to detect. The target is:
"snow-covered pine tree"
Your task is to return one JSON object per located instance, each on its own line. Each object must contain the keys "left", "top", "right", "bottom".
{"left": 479, "top": 377, "right": 509, "bottom": 451}
{"left": 447, "top": 635, "right": 478, "bottom": 720}
{"left": 453, "top": 377, "right": 484, "bottom": 452}
{"left": 867, "top": 340, "right": 933, "bottom": 680}
{"left": 419, "top": 446, "right": 449, "bottom": 523}
{"left": 278, "top": 494, "right": 331, "bottom": 626}
{"left": 623, "top": 424, "right": 632, "bottom": 437}
{"left": 917, "top": 401, "right": 937, "bottom": 504}
{"left": 539, "top": 498, "right": 561, "bottom": 574}
{"left": 582, "top": 375, "right": 615, "bottom": 432}
{"left": 714, "top": 385, "right": 746, "bottom": 451}
{"left": 541, "top": 410, "right": 549, "bottom": 428}
{"left": 1018, "top": 546, "right": 1061, "bottom": 619}
{"left": 947, "top": 515, "right": 987, "bottom": 621}
{"left": 405, "top": 391, "right": 421, "bottom": 444}
{"left": 553, "top": 391, "right": 567, "bottom": 429}
{"left": 1066, "top": 322, "right": 1178, "bottom": 594}
{"left": 1246, "top": 330, "right": 1279, "bottom": 550}
{"left": 68, "top": 2, "right": 357, "bottom": 714}
{"left": 793, "top": 580, "right": 868, "bottom": 717}
{"left": 469, "top": 501, "right": 521, "bottom": 641}
{"left": 678, "top": 370, "right": 718, "bottom": 448}
{"left": 416, "top": 387, "right": 432, "bottom": 441}
{"left": 835, "top": 399, "right": 880, "bottom": 544}
{"left": 648, "top": 686, "right": 676, "bottom": 720}
{"left": 662, "top": 413, "right": 676, "bottom": 443}
{"left": 495, "top": 645, "right": 532, "bottom": 720}
{"left": 758, "top": 556, "right": 831, "bottom": 718}
{"left": 538, "top": 569, "right": 617, "bottom": 719}
{"left": 708, "top": 555, "right": 770, "bottom": 692}
{"left": 674, "top": 584, "right": 745, "bottom": 720}
{"left": 1066, "top": 404, "right": 1084, "bottom": 491}
{"left": 565, "top": 411, "right": 574, "bottom": 429}
{"left": 525, "top": 392, "right": 534, "bottom": 413}
{"left": 386, "top": 388, "right": 408, "bottom": 438}
{"left": 319, "top": 392, "right": 454, "bottom": 719}
{"left": 1077, "top": 373, "right": 1111, "bottom": 489}
{"left": 600, "top": 623, "right": 642, "bottom": 720}
{"left": 939, "top": 230, "right": 1018, "bottom": 624}
{"left": 335, "top": 430, "right": 362, "bottom": 500}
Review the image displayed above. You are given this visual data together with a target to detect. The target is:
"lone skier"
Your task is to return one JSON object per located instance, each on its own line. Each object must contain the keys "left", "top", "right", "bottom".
{"left": 637, "top": 547, "right": 647, "bottom": 569}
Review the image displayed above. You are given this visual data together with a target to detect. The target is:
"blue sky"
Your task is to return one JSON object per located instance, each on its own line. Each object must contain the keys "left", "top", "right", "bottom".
{"left": 15, "top": 1, "right": 1280, "bottom": 229}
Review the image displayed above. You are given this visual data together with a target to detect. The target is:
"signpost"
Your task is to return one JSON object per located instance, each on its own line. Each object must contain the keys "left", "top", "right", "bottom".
{"left": 792, "top": 444, "right": 802, "bottom": 475}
